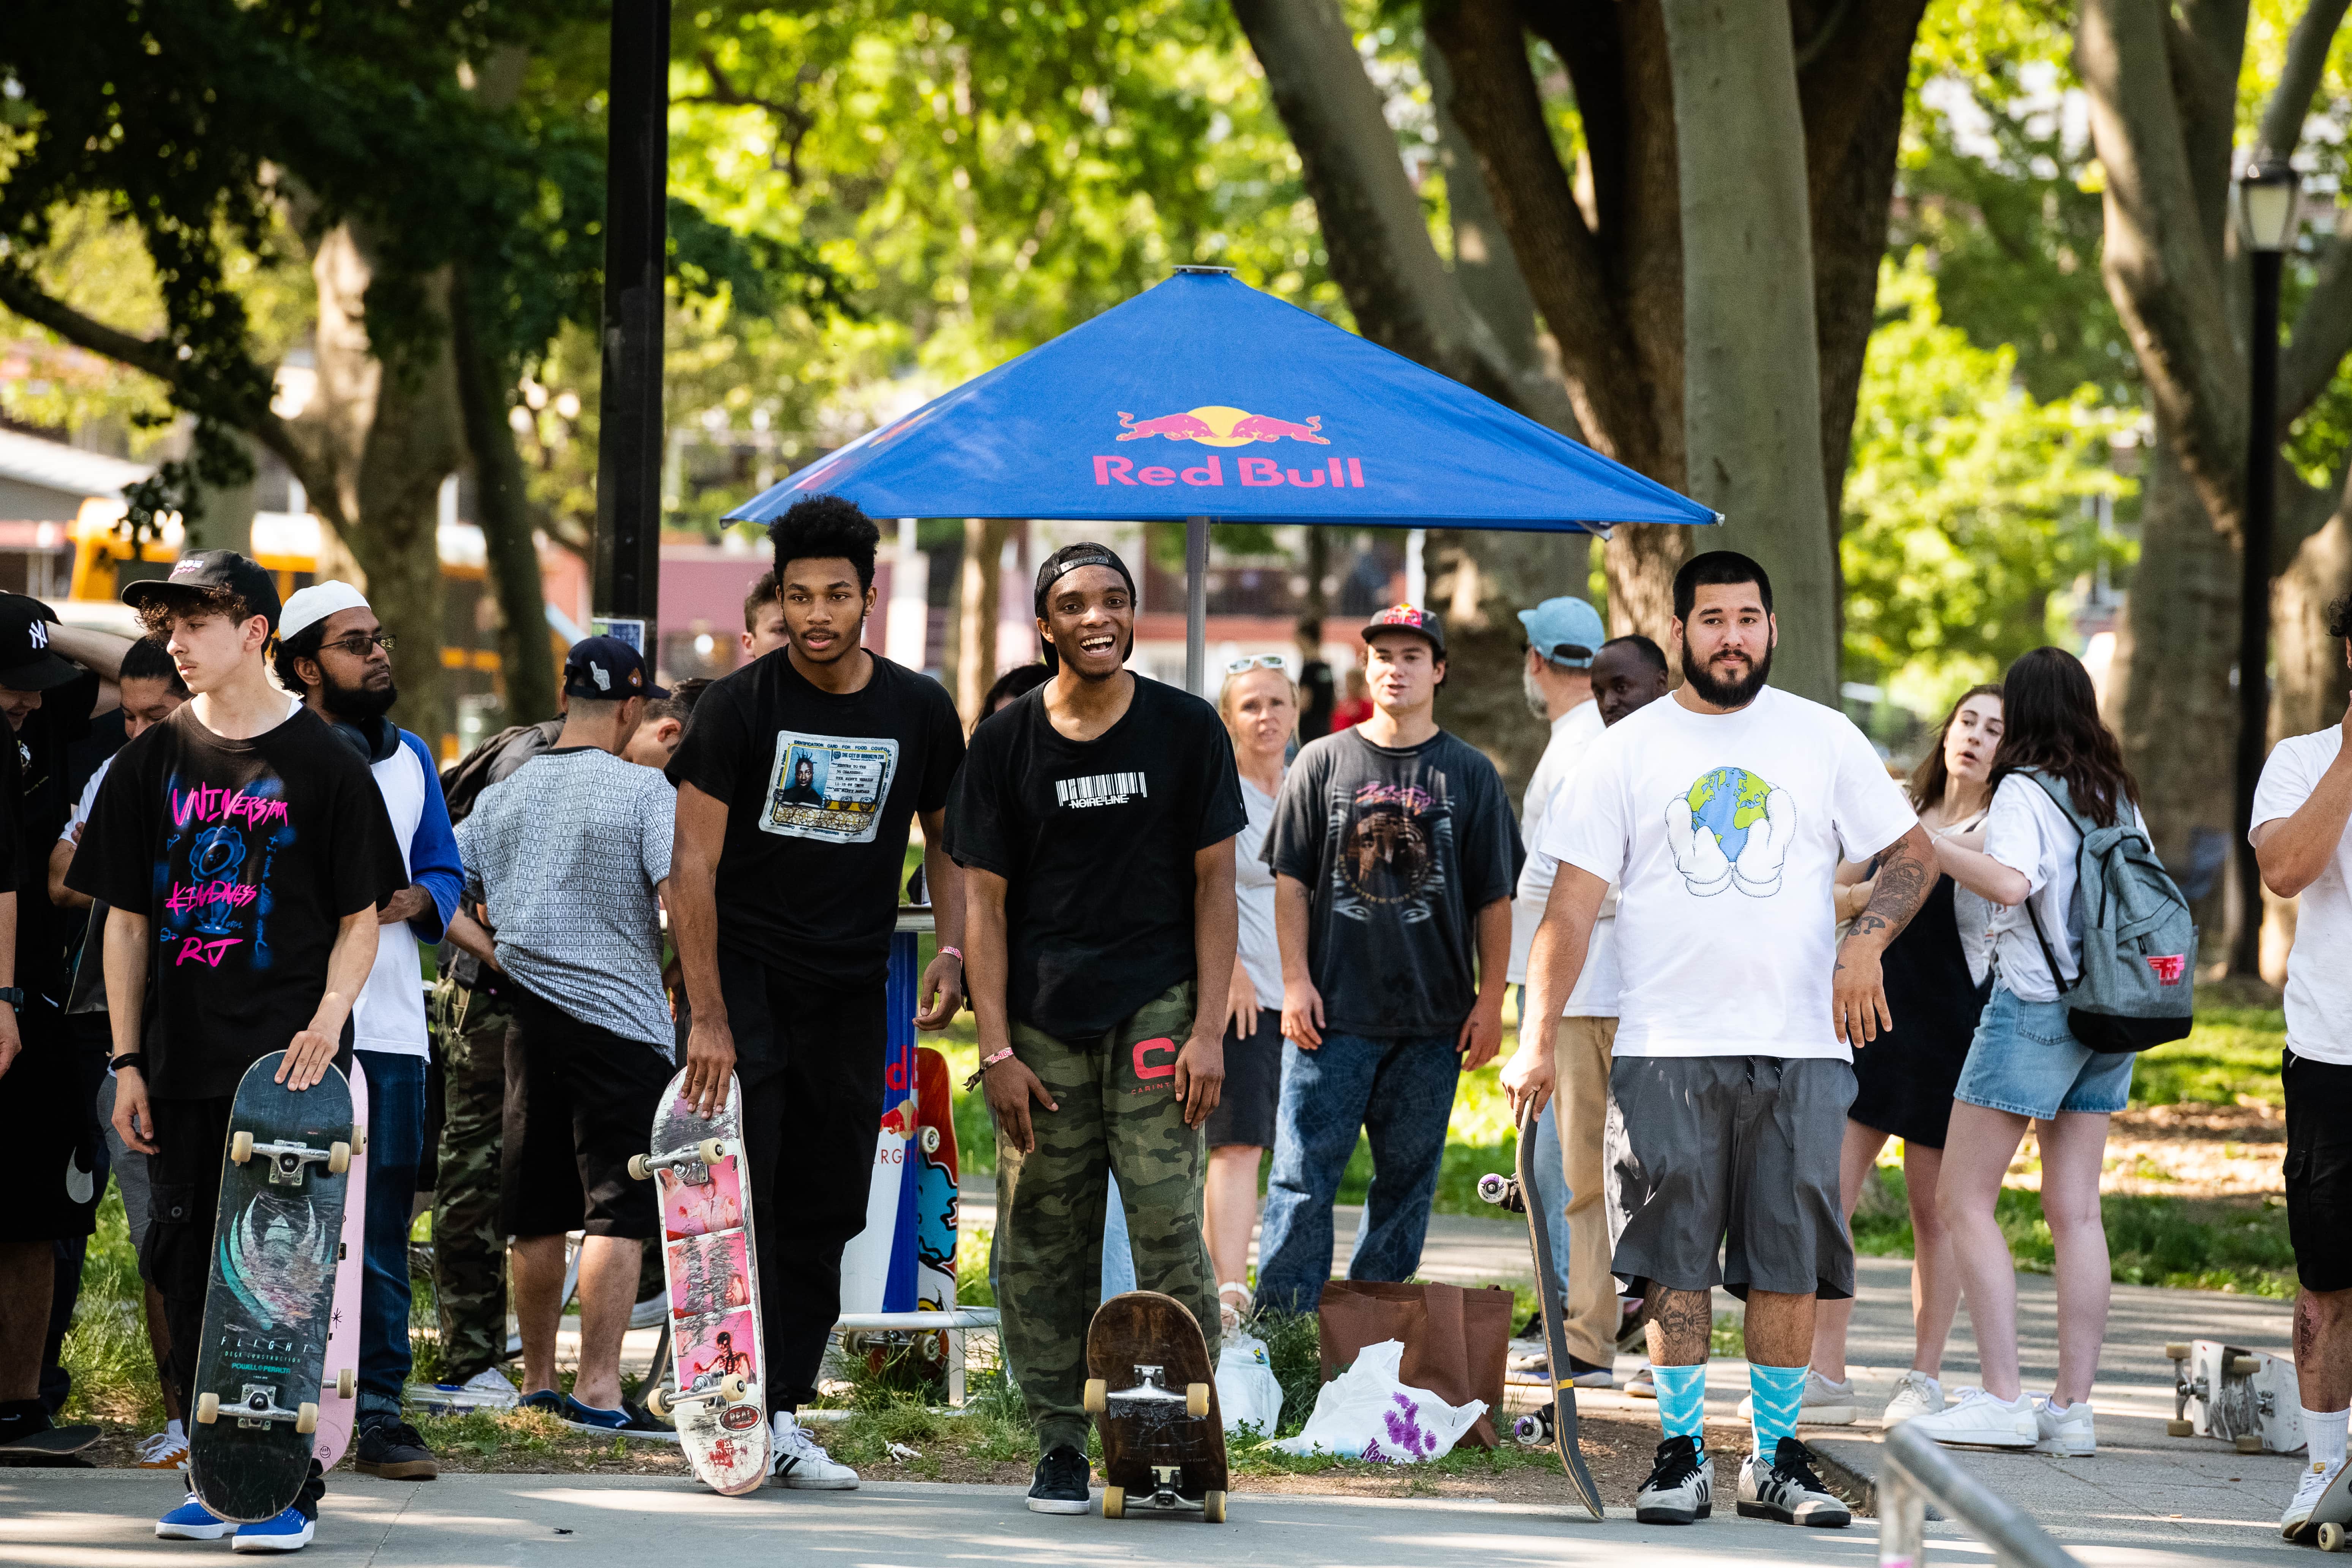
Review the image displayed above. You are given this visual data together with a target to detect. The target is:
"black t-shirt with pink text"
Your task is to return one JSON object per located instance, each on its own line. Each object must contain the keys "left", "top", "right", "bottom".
{"left": 68, "top": 701, "right": 405, "bottom": 1098}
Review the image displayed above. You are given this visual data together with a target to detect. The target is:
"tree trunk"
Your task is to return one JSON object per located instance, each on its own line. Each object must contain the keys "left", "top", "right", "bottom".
{"left": 1427, "top": 526, "right": 1593, "bottom": 793}
{"left": 1657, "top": 0, "right": 1838, "bottom": 705}
{"left": 950, "top": 517, "right": 1014, "bottom": 725}
{"left": 451, "top": 267, "right": 560, "bottom": 727}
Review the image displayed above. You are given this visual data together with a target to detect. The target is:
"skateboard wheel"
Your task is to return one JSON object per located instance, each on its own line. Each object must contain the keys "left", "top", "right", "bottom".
{"left": 328, "top": 1142, "right": 351, "bottom": 1176}
{"left": 718, "top": 1375, "right": 748, "bottom": 1403}
{"left": 2235, "top": 1433, "right": 2261, "bottom": 1453}
{"left": 1203, "top": 1490, "right": 1226, "bottom": 1524}
{"left": 2163, "top": 1342, "right": 2191, "bottom": 1361}
{"left": 647, "top": 1384, "right": 672, "bottom": 1419}
{"left": 1083, "top": 1378, "right": 1107, "bottom": 1415}
{"left": 2230, "top": 1355, "right": 2261, "bottom": 1377}
{"left": 698, "top": 1138, "right": 729, "bottom": 1166}
{"left": 1186, "top": 1382, "right": 1210, "bottom": 1420}
{"left": 296, "top": 1403, "right": 318, "bottom": 1435}
{"left": 2167, "top": 1419, "right": 2193, "bottom": 1437}
{"left": 919, "top": 1126, "right": 940, "bottom": 1154}
{"left": 196, "top": 1392, "right": 220, "bottom": 1425}
{"left": 229, "top": 1131, "right": 254, "bottom": 1165}
{"left": 353, "top": 1125, "right": 368, "bottom": 1159}
{"left": 1102, "top": 1486, "right": 1124, "bottom": 1519}
{"left": 2319, "top": 1521, "right": 2346, "bottom": 1552}
{"left": 628, "top": 1155, "right": 650, "bottom": 1182}
{"left": 337, "top": 1368, "right": 355, "bottom": 1400}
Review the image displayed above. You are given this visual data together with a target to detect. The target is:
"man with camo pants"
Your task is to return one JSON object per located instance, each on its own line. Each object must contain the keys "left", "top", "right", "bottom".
{"left": 947, "top": 543, "right": 1243, "bottom": 1516}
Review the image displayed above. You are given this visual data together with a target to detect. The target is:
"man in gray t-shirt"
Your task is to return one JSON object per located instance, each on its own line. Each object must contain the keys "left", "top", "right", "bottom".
{"left": 1255, "top": 607, "right": 1521, "bottom": 1315}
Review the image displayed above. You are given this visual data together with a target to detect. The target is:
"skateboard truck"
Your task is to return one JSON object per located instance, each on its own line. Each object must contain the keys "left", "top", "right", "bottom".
{"left": 1475, "top": 1172, "right": 1525, "bottom": 1215}
{"left": 645, "top": 1372, "right": 749, "bottom": 1421}
{"left": 2166, "top": 1341, "right": 2271, "bottom": 1453}
{"left": 229, "top": 1130, "right": 354, "bottom": 1186}
{"left": 1095, "top": 1364, "right": 1212, "bottom": 1420}
{"left": 627, "top": 1138, "right": 734, "bottom": 1184}
{"left": 195, "top": 1383, "right": 319, "bottom": 1435}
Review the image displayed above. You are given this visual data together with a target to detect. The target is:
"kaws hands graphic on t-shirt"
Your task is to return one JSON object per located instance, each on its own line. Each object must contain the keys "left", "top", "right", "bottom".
{"left": 1664, "top": 767, "right": 1794, "bottom": 898}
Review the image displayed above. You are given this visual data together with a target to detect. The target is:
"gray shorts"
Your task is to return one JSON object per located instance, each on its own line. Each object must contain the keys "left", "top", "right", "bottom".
{"left": 1604, "top": 1054, "right": 1856, "bottom": 1302}
{"left": 96, "top": 1071, "right": 155, "bottom": 1247}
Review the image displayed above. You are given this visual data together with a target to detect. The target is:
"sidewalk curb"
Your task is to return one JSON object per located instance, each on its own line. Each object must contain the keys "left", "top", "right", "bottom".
{"left": 1806, "top": 1439, "right": 1880, "bottom": 1518}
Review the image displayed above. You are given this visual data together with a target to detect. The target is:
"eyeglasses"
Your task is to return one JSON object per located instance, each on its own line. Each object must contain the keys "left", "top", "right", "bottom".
{"left": 1225, "top": 654, "right": 1287, "bottom": 673}
{"left": 324, "top": 632, "right": 397, "bottom": 657}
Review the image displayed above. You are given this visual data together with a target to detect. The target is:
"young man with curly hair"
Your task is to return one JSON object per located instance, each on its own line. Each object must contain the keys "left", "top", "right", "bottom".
{"left": 667, "top": 494, "right": 968, "bottom": 1488}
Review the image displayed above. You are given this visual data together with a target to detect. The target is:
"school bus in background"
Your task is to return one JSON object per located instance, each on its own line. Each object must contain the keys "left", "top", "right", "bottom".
{"left": 66, "top": 499, "right": 573, "bottom": 760}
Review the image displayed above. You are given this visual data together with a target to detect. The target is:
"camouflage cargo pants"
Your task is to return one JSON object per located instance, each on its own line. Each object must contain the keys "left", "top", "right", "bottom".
{"left": 996, "top": 981, "right": 1219, "bottom": 1456}
{"left": 432, "top": 975, "right": 513, "bottom": 1385}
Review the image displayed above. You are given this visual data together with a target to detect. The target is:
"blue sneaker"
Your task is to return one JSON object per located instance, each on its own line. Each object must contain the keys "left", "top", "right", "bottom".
{"left": 517, "top": 1390, "right": 564, "bottom": 1415}
{"left": 230, "top": 1508, "right": 314, "bottom": 1553}
{"left": 560, "top": 1394, "right": 677, "bottom": 1442}
{"left": 156, "top": 1495, "right": 236, "bottom": 1540}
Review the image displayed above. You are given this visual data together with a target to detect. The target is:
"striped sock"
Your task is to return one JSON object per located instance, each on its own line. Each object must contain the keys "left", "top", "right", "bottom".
{"left": 1748, "top": 1363, "right": 1807, "bottom": 1458}
{"left": 1651, "top": 1363, "right": 1707, "bottom": 1443}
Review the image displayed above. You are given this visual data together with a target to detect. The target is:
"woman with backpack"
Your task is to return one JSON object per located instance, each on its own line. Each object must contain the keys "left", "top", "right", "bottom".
{"left": 1904, "top": 646, "right": 2156, "bottom": 1458}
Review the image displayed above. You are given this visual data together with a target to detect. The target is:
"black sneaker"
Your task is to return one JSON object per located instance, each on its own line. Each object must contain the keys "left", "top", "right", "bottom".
{"left": 1634, "top": 1433, "right": 1714, "bottom": 1525}
{"left": 354, "top": 1420, "right": 439, "bottom": 1480}
{"left": 1563, "top": 1355, "right": 1616, "bottom": 1388}
{"left": 1736, "top": 1435, "right": 1851, "bottom": 1528}
{"left": 1026, "top": 1444, "right": 1091, "bottom": 1515}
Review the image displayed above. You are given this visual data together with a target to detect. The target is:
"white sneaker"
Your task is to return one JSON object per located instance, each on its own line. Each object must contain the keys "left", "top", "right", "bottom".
{"left": 1880, "top": 1371, "right": 1945, "bottom": 1426}
{"left": 2034, "top": 1395, "right": 2096, "bottom": 1456}
{"left": 769, "top": 1413, "right": 858, "bottom": 1489}
{"left": 1734, "top": 1370, "right": 1858, "bottom": 1426}
{"left": 1625, "top": 1359, "right": 1657, "bottom": 1399}
{"left": 1903, "top": 1386, "right": 2036, "bottom": 1449}
{"left": 136, "top": 1426, "right": 191, "bottom": 1469}
{"left": 2283, "top": 1457, "right": 2344, "bottom": 1538}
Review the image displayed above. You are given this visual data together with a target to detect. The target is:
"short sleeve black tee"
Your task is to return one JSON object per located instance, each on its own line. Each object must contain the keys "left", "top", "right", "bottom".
{"left": 665, "top": 652, "right": 965, "bottom": 987}
{"left": 1264, "top": 727, "right": 1522, "bottom": 1038}
{"left": 947, "top": 677, "right": 1246, "bottom": 1039}
{"left": 67, "top": 702, "right": 407, "bottom": 1098}
{"left": 16, "top": 672, "right": 98, "bottom": 1010}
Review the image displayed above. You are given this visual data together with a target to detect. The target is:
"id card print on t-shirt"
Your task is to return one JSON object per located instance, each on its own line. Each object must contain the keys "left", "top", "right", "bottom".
{"left": 1666, "top": 765, "right": 1795, "bottom": 898}
{"left": 761, "top": 730, "right": 899, "bottom": 844}
{"left": 162, "top": 771, "right": 293, "bottom": 970}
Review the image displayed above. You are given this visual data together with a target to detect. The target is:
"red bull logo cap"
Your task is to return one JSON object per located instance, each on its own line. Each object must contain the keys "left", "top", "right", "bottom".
{"left": 1362, "top": 604, "right": 1445, "bottom": 658}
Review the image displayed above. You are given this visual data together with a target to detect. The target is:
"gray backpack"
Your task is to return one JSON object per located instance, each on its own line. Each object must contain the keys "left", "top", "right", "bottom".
{"left": 2018, "top": 770, "right": 2195, "bottom": 1051}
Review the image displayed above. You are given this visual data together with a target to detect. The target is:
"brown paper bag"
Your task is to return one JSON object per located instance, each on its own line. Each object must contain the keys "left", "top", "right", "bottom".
{"left": 1317, "top": 1280, "right": 1513, "bottom": 1449}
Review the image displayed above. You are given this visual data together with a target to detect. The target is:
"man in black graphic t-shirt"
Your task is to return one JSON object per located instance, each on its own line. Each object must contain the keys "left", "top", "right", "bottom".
{"left": 667, "top": 495, "right": 966, "bottom": 1489}
{"left": 946, "top": 542, "right": 1244, "bottom": 1518}
{"left": 68, "top": 552, "right": 403, "bottom": 1549}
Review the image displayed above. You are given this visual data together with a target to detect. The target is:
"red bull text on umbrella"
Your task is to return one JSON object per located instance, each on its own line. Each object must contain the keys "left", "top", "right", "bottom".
{"left": 1096, "top": 405, "right": 1363, "bottom": 490}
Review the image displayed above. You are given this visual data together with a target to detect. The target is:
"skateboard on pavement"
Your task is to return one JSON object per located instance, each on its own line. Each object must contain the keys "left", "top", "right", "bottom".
{"left": 189, "top": 1053, "right": 359, "bottom": 1522}
{"left": 1083, "top": 1290, "right": 1226, "bottom": 1523}
{"left": 312, "top": 1062, "right": 369, "bottom": 1473}
{"left": 632, "top": 1065, "right": 768, "bottom": 1495}
{"left": 2167, "top": 1340, "right": 2306, "bottom": 1455}
{"left": 2296, "top": 1455, "right": 2352, "bottom": 1551}
{"left": 1475, "top": 1100, "right": 1604, "bottom": 1518}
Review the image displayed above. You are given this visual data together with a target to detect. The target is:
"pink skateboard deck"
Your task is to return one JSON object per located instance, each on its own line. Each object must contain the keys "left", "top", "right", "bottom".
{"left": 313, "top": 1062, "right": 368, "bottom": 1472}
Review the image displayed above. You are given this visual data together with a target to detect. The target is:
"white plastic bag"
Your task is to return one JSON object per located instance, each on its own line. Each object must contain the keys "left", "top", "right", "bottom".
{"left": 1265, "top": 1339, "right": 1486, "bottom": 1463}
{"left": 1216, "top": 1331, "right": 1284, "bottom": 1436}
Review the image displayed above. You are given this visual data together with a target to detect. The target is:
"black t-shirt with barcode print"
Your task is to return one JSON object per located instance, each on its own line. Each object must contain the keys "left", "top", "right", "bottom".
{"left": 947, "top": 675, "right": 1245, "bottom": 1039}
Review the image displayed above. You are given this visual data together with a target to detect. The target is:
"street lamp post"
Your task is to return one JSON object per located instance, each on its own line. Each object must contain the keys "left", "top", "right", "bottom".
{"left": 2231, "top": 158, "right": 2298, "bottom": 976}
{"left": 594, "top": 0, "right": 670, "bottom": 651}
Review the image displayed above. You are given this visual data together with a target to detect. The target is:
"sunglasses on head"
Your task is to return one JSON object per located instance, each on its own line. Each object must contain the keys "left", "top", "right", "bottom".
{"left": 1226, "top": 654, "right": 1287, "bottom": 673}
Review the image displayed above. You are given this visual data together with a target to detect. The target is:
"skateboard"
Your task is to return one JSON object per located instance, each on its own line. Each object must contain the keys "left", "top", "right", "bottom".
{"left": 1083, "top": 1290, "right": 1227, "bottom": 1523}
{"left": 2166, "top": 1340, "right": 2307, "bottom": 1455}
{"left": 2296, "top": 1454, "right": 2352, "bottom": 1550}
{"left": 189, "top": 1054, "right": 359, "bottom": 1522}
{"left": 313, "top": 1063, "right": 369, "bottom": 1472}
{"left": 1475, "top": 1100, "right": 1604, "bottom": 1519}
{"left": 632, "top": 1065, "right": 768, "bottom": 1495}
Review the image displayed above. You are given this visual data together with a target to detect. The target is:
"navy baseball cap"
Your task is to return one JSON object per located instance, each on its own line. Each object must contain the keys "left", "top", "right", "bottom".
{"left": 0, "top": 594, "right": 80, "bottom": 692}
{"left": 1517, "top": 596, "right": 1606, "bottom": 669}
{"left": 563, "top": 635, "right": 668, "bottom": 700}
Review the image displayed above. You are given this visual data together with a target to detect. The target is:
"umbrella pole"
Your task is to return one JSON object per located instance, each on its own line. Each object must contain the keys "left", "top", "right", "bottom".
{"left": 1184, "top": 516, "right": 1210, "bottom": 695}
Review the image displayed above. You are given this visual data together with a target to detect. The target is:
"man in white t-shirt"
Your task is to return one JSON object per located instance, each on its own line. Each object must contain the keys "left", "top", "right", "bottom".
{"left": 1504, "top": 552, "right": 1933, "bottom": 1532}
{"left": 2251, "top": 593, "right": 2352, "bottom": 1540}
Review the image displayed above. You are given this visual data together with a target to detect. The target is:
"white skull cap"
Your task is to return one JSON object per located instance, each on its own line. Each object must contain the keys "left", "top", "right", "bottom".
{"left": 279, "top": 580, "right": 372, "bottom": 641}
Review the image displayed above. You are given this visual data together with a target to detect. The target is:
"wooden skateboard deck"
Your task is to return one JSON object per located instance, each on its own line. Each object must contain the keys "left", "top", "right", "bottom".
{"left": 912, "top": 1045, "right": 959, "bottom": 1316}
{"left": 637, "top": 1066, "right": 768, "bottom": 1495}
{"left": 313, "top": 1062, "right": 369, "bottom": 1473}
{"left": 189, "top": 1054, "right": 357, "bottom": 1522}
{"left": 1084, "top": 1290, "right": 1227, "bottom": 1523}
{"left": 1476, "top": 1100, "right": 1604, "bottom": 1518}
{"left": 2167, "top": 1340, "right": 2306, "bottom": 1455}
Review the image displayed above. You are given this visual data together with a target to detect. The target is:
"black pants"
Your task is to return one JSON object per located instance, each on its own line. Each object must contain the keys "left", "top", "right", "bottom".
{"left": 722, "top": 950, "right": 886, "bottom": 1410}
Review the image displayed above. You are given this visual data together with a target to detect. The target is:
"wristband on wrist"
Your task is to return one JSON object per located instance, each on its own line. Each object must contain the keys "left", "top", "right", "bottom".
{"left": 963, "top": 1045, "right": 1018, "bottom": 1092}
{"left": 938, "top": 945, "right": 964, "bottom": 964}
{"left": 110, "top": 1052, "right": 147, "bottom": 1076}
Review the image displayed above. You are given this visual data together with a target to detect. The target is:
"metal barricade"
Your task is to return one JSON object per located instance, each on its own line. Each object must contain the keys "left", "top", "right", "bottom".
{"left": 1876, "top": 1422, "right": 2082, "bottom": 1568}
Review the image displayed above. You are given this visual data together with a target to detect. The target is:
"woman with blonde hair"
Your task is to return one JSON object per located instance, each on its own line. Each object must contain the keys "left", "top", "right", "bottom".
{"left": 1205, "top": 655, "right": 1295, "bottom": 1328}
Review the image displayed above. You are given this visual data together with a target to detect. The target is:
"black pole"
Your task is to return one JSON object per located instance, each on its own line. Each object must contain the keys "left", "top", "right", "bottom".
{"left": 594, "top": 0, "right": 669, "bottom": 645}
{"left": 2233, "top": 247, "right": 2283, "bottom": 977}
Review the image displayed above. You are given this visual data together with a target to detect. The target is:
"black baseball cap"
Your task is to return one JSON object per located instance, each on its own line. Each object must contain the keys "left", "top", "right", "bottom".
{"left": 1361, "top": 603, "right": 1446, "bottom": 659}
{"left": 0, "top": 594, "right": 82, "bottom": 692}
{"left": 121, "top": 549, "right": 284, "bottom": 631}
{"left": 563, "top": 635, "right": 668, "bottom": 700}
{"left": 1032, "top": 541, "right": 1136, "bottom": 619}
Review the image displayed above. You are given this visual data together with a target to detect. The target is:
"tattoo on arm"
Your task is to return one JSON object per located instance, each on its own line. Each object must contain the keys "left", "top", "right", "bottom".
{"left": 1847, "top": 830, "right": 1933, "bottom": 944}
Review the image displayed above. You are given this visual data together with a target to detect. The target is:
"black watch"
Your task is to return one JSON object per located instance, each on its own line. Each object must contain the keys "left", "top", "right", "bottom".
{"left": 0, "top": 987, "right": 21, "bottom": 1010}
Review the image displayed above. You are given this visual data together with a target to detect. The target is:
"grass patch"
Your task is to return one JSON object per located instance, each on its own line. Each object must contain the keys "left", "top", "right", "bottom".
{"left": 60, "top": 1186, "right": 166, "bottom": 1429}
{"left": 2131, "top": 1006, "right": 2287, "bottom": 1107}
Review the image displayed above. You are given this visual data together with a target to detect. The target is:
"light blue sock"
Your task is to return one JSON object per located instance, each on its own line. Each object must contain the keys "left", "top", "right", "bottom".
{"left": 1749, "top": 1363, "right": 1807, "bottom": 1457}
{"left": 1652, "top": 1363, "right": 1708, "bottom": 1443}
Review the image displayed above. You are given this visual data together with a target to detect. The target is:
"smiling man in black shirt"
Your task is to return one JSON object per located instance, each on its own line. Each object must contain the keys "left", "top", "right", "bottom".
{"left": 947, "top": 542, "right": 1243, "bottom": 1517}
{"left": 667, "top": 495, "right": 967, "bottom": 1489}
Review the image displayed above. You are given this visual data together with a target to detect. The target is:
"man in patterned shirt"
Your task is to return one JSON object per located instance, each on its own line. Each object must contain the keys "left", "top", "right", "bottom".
{"left": 451, "top": 636, "right": 675, "bottom": 1438}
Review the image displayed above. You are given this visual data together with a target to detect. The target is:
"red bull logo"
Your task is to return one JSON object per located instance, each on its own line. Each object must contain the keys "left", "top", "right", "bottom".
{"left": 877, "top": 1104, "right": 914, "bottom": 1138}
{"left": 1098, "top": 406, "right": 1364, "bottom": 490}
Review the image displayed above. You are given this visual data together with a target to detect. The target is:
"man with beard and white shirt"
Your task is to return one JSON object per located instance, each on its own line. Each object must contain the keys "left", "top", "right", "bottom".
{"left": 275, "top": 583, "right": 463, "bottom": 1480}
{"left": 1505, "top": 551, "right": 1936, "bottom": 1533}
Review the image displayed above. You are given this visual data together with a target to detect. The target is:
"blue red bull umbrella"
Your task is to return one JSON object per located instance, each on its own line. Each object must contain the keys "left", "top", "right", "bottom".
{"left": 727, "top": 266, "right": 1718, "bottom": 686}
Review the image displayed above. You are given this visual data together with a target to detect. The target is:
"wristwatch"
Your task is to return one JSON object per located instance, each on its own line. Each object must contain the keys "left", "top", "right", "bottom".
{"left": 0, "top": 987, "right": 22, "bottom": 1010}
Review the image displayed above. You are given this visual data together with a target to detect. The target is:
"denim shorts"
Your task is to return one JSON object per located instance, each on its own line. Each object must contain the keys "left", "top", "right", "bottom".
{"left": 1952, "top": 986, "right": 2136, "bottom": 1120}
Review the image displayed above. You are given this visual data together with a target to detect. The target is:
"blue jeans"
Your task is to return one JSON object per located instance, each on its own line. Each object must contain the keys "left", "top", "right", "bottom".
{"left": 1953, "top": 987, "right": 2137, "bottom": 1121}
{"left": 355, "top": 1051, "right": 426, "bottom": 1427}
{"left": 1255, "top": 1034, "right": 1461, "bottom": 1315}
